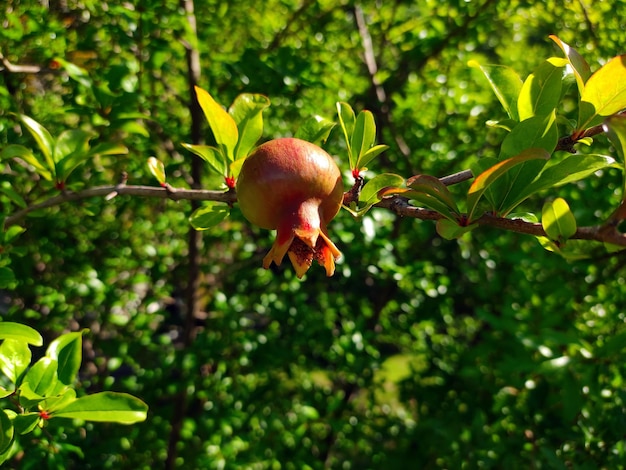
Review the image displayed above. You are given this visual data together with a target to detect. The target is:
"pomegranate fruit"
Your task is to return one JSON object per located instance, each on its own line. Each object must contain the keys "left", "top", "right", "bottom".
{"left": 236, "top": 137, "right": 343, "bottom": 278}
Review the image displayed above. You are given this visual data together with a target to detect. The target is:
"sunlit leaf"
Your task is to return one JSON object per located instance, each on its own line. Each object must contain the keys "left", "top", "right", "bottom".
{"left": 358, "top": 173, "right": 405, "bottom": 206}
{"left": 542, "top": 197, "right": 577, "bottom": 242}
{"left": 1, "top": 144, "right": 52, "bottom": 180}
{"left": 46, "top": 331, "right": 84, "bottom": 386}
{"left": 0, "top": 339, "right": 31, "bottom": 384}
{"left": 147, "top": 157, "right": 166, "bottom": 185}
{"left": 194, "top": 86, "right": 239, "bottom": 160}
{"left": 500, "top": 111, "right": 558, "bottom": 160}
{"left": 0, "top": 322, "right": 42, "bottom": 346}
{"left": 356, "top": 144, "right": 388, "bottom": 171}
{"left": 295, "top": 115, "right": 336, "bottom": 145}
{"left": 467, "top": 148, "right": 550, "bottom": 221}
{"left": 468, "top": 60, "right": 523, "bottom": 120}
{"left": 517, "top": 59, "right": 564, "bottom": 121}
{"left": 52, "top": 392, "right": 148, "bottom": 424}
{"left": 22, "top": 357, "right": 58, "bottom": 398}
{"left": 189, "top": 202, "right": 230, "bottom": 230}
{"left": 53, "top": 57, "right": 93, "bottom": 88}
{"left": 181, "top": 143, "right": 227, "bottom": 176}
{"left": 230, "top": 93, "right": 270, "bottom": 159}
{"left": 549, "top": 35, "right": 591, "bottom": 96}
{"left": 577, "top": 55, "right": 626, "bottom": 132}
{"left": 337, "top": 102, "right": 356, "bottom": 166}
{"left": 604, "top": 114, "right": 626, "bottom": 165}
{"left": 0, "top": 410, "right": 14, "bottom": 455}
{"left": 351, "top": 110, "right": 376, "bottom": 168}
{"left": 407, "top": 174, "right": 459, "bottom": 213}
{"left": 16, "top": 115, "right": 55, "bottom": 172}
{"left": 13, "top": 413, "right": 40, "bottom": 436}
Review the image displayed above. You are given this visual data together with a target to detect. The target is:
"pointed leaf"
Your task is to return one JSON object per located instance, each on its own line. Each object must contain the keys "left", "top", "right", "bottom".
{"left": 0, "top": 339, "right": 31, "bottom": 384}
{"left": 468, "top": 60, "right": 523, "bottom": 120}
{"left": 22, "top": 357, "right": 58, "bottom": 398}
{"left": 147, "top": 157, "right": 166, "bottom": 185}
{"left": 189, "top": 202, "right": 230, "bottom": 230}
{"left": 407, "top": 175, "right": 459, "bottom": 213}
{"left": 230, "top": 93, "right": 270, "bottom": 159}
{"left": 295, "top": 115, "right": 336, "bottom": 145}
{"left": 467, "top": 148, "right": 550, "bottom": 221}
{"left": 46, "top": 332, "right": 83, "bottom": 386}
{"left": 358, "top": 173, "right": 405, "bottom": 206}
{"left": 53, "top": 129, "right": 93, "bottom": 163}
{"left": 577, "top": 55, "right": 626, "bottom": 132}
{"left": 42, "top": 388, "right": 77, "bottom": 413}
{"left": 1, "top": 144, "right": 52, "bottom": 180}
{"left": 52, "top": 392, "right": 148, "bottom": 424}
{"left": 53, "top": 58, "right": 93, "bottom": 88}
{"left": 0, "top": 322, "right": 43, "bottom": 346}
{"left": 13, "top": 413, "right": 40, "bottom": 436}
{"left": 351, "top": 111, "right": 376, "bottom": 169}
{"left": 229, "top": 157, "right": 246, "bottom": 180}
{"left": 356, "top": 144, "right": 389, "bottom": 171}
{"left": 337, "top": 102, "right": 356, "bottom": 166}
{"left": 0, "top": 410, "right": 14, "bottom": 454}
{"left": 542, "top": 198, "right": 577, "bottom": 242}
{"left": 517, "top": 60, "right": 564, "bottom": 121}
{"left": 549, "top": 35, "right": 591, "bottom": 96}
{"left": 17, "top": 115, "right": 55, "bottom": 171}
{"left": 181, "top": 143, "right": 227, "bottom": 176}
{"left": 0, "top": 181, "right": 27, "bottom": 208}
{"left": 604, "top": 114, "right": 626, "bottom": 164}
{"left": 379, "top": 187, "right": 459, "bottom": 222}
{"left": 500, "top": 110, "right": 558, "bottom": 160}
{"left": 88, "top": 142, "right": 129, "bottom": 158}
{"left": 194, "top": 86, "right": 239, "bottom": 160}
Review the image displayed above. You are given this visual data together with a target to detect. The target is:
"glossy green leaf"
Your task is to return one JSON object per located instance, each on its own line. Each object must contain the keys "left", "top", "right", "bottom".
{"left": 230, "top": 93, "right": 270, "bottom": 159}
{"left": 22, "top": 357, "right": 58, "bottom": 398}
{"left": 542, "top": 197, "right": 577, "bottom": 242}
{"left": 0, "top": 410, "right": 14, "bottom": 455}
{"left": 407, "top": 175, "right": 459, "bottom": 213}
{"left": 53, "top": 129, "right": 93, "bottom": 164}
{"left": 517, "top": 60, "right": 564, "bottom": 121}
{"left": 295, "top": 115, "right": 336, "bottom": 145}
{"left": 0, "top": 181, "right": 27, "bottom": 209}
{"left": 0, "top": 323, "right": 41, "bottom": 347}
{"left": 577, "top": 55, "right": 626, "bottom": 132}
{"left": 603, "top": 114, "right": 626, "bottom": 165}
{"left": 189, "top": 202, "right": 230, "bottom": 230}
{"left": 195, "top": 86, "right": 239, "bottom": 160}
{"left": 468, "top": 60, "right": 523, "bottom": 120}
{"left": 230, "top": 157, "right": 246, "bottom": 180}
{"left": 17, "top": 114, "right": 55, "bottom": 172}
{"left": 147, "top": 157, "right": 166, "bottom": 185}
{"left": 351, "top": 110, "right": 376, "bottom": 168}
{"left": 379, "top": 186, "right": 458, "bottom": 222}
{"left": 88, "top": 142, "right": 129, "bottom": 158}
{"left": 181, "top": 143, "right": 227, "bottom": 176}
{"left": 356, "top": 144, "right": 389, "bottom": 172}
{"left": 52, "top": 392, "right": 148, "bottom": 424}
{"left": 358, "top": 173, "right": 405, "bottom": 206}
{"left": 42, "top": 388, "right": 77, "bottom": 413}
{"left": 0, "top": 339, "right": 31, "bottom": 383}
{"left": 0, "top": 144, "right": 52, "bottom": 180}
{"left": 467, "top": 148, "right": 550, "bottom": 222}
{"left": 500, "top": 111, "right": 558, "bottom": 160}
{"left": 13, "top": 413, "right": 40, "bottom": 436}
{"left": 46, "top": 331, "right": 84, "bottom": 386}
{"left": 549, "top": 35, "right": 591, "bottom": 96}
{"left": 53, "top": 57, "right": 93, "bottom": 88}
{"left": 337, "top": 102, "right": 356, "bottom": 166}
{"left": 436, "top": 219, "right": 476, "bottom": 240}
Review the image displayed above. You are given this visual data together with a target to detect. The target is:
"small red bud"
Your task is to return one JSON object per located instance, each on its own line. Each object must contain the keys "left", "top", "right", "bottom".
{"left": 55, "top": 181, "right": 66, "bottom": 190}
{"left": 39, "top": 410, "right": 51, "bottom": 420}
{"left": 351, "top": 168, "right": 361, "bottom": 179}
{"left": 225, "top": 176, "right": 236, "bottom": 189}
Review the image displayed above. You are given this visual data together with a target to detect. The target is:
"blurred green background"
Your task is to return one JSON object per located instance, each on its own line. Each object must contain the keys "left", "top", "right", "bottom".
{"left": 1, "top": 0, "right": 626, "bottom": 468}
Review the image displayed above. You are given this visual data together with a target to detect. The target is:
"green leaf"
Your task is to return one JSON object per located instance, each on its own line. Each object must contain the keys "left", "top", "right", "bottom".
{"left": 181, "top": 143, "right": 227, "bottom": 176}
{"left": 22, "top": 357, "right": 58, "bottom": 398}
{"left": 229, "top": 93, "right": 270, "bottom": 159}
{"left": 147, "top": 157, "right": 166, "bottom": 185}
{"left": 517, "top": 60, "right": 564, "bottom": 121}
{"left": 356, "top": 144, "right": 389, "bottom": 171}
{"left": 0, "top": 144, "right": 52, "bottom": 180}
{"left": 189, "top": 202, "right": 230, "bottom": 230}
{"left": 549, "top": 35, "right": 591, "bottom": 96}
{"left": 194, "top": 86, "right": 239, "bottom": 160}
{"left": 337, "top": 102, "right": 356, "bottom": 166}
{"left": 3, "top": 225, "right": 26, "bottom": 243}
{"left": 468, "top": 60, "right": 523, "bottom": 120}
{"left": 42, "top": 388, "right": 76, "bottom": 413}
{"left": 0, "top": 323, "right": 41, "bottom": 346}
{"left": 604, "top": 114, "right": 626, "bottom": 165}
{"left": 295, "top": 115, "right": 336, "bottom": 145}
{"left": 0, "top": 268, "right": 16, "bottom": 290}
{"left": 53, "top": 129, "right": 93, "bottom": 164}
{"left": 467, "top": 148, "right": 551, "bottom": 222}
{"left": 351, "top": 111, "right": 376, "bottom": 169}
{"left": 46, "top": 332, "right": 84, "bottom": 386}
{"left": 13, "top": 413, "right": 42, "bottom": 435}
{"left": 542, "top": 197, "right": 577, "bottom": 242}
{"left": 53, "top": 58, "right": 93, "bottom": 88}
{"left": 87, "top": 142, "right": 129, "bottom": 158}
{"left": 436, "top": 219, "right": 476, "bottom": 240}
{"left": 0, "top": 339, "right": 31, "bottom": 384}
{"left": 0, "top": 181, "right": 27, "bottom": 209}
{"left": 358, "top": 173, "right": 405, "bottom": 206}
{"left": 500, "top": 111, "right": 558, "bottom": 160}
{"left": 17, "top": 114, "right": 55, "bottom": 172}
{"left": 0, "top": 410, "right": 14, "bottom": 455}
{"left": 577, "top": 55, "right": 626, "bottom": 132}
{"left": 52, "top": 392, "right": 148, "bottom": 424}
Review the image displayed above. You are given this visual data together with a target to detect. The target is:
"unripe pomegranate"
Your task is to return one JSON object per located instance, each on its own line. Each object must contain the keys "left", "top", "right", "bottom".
{"left": 236, "top": 138, "right": 343, "bottom": 278}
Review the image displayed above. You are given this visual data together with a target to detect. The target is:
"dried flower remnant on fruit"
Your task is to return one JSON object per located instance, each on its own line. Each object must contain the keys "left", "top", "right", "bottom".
{"left": 236, "top": 138, "right": 343, "bottom": 278}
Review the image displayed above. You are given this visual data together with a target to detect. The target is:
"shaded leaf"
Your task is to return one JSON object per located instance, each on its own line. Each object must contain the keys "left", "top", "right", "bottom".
{"left": 189, "top": 202, "right": 230, "bottom": 230}
{"left": 53, "top": 58, "right": 93, "bottom": 88}
{"left": 0, "top": 410, "right": 14, "bottom": 455}
{"left": 13, "top": 413, "right": 40, "bottom": 436}
{"left": 0, "top": 182, "right": 26, "bottom": 209}
{"left": 52, "top": 392, "right": 148, "bottom": 424}
{"left": 407, "top": 175, "right": 459, "bottom": 213}
{"left": 542, "top": 198, "right": 577, "bottom": 242}
{"left": 549, "top": 35, "right": 591, "bottom": 96}
{"left": 603, "top": 114, "right": 626, "bottom": 164}
{"left": 230, "top": 93, "right": 270, "bottom": 159}
{"left": 0, "top": 323, "right": 42, "bottom": 346}
{"left": 436, "top": 219, "right": 476, "bottom": 240}
{"left": 577, "top": 55, "right": 626, "bottom": 132}
{"left": 0, "top": 269, "right": 16, "bottom": 289}
{"left": 468, "top": 60, "right": 523, "bottom": 120}
{"left": 194, "top": 86, "right": 239, "bottom": 160}
{"left": 295, "top": 115, "right": 336, "bottom": 145}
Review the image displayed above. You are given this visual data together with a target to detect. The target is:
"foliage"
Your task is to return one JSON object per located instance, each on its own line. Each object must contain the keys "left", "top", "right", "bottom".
{"left": 1, "top": 1, "right": 626, "bottom": 469}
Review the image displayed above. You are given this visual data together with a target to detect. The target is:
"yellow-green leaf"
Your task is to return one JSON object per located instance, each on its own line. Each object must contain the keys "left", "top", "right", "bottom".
{"left": 194, "top": 86, "right": 239, "bottom": 160}
{"left": 147, "top": 157, "right": 166, "bottom": 185}
{"left": 542, "top": 197, "right": 577, "bottom": 242}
